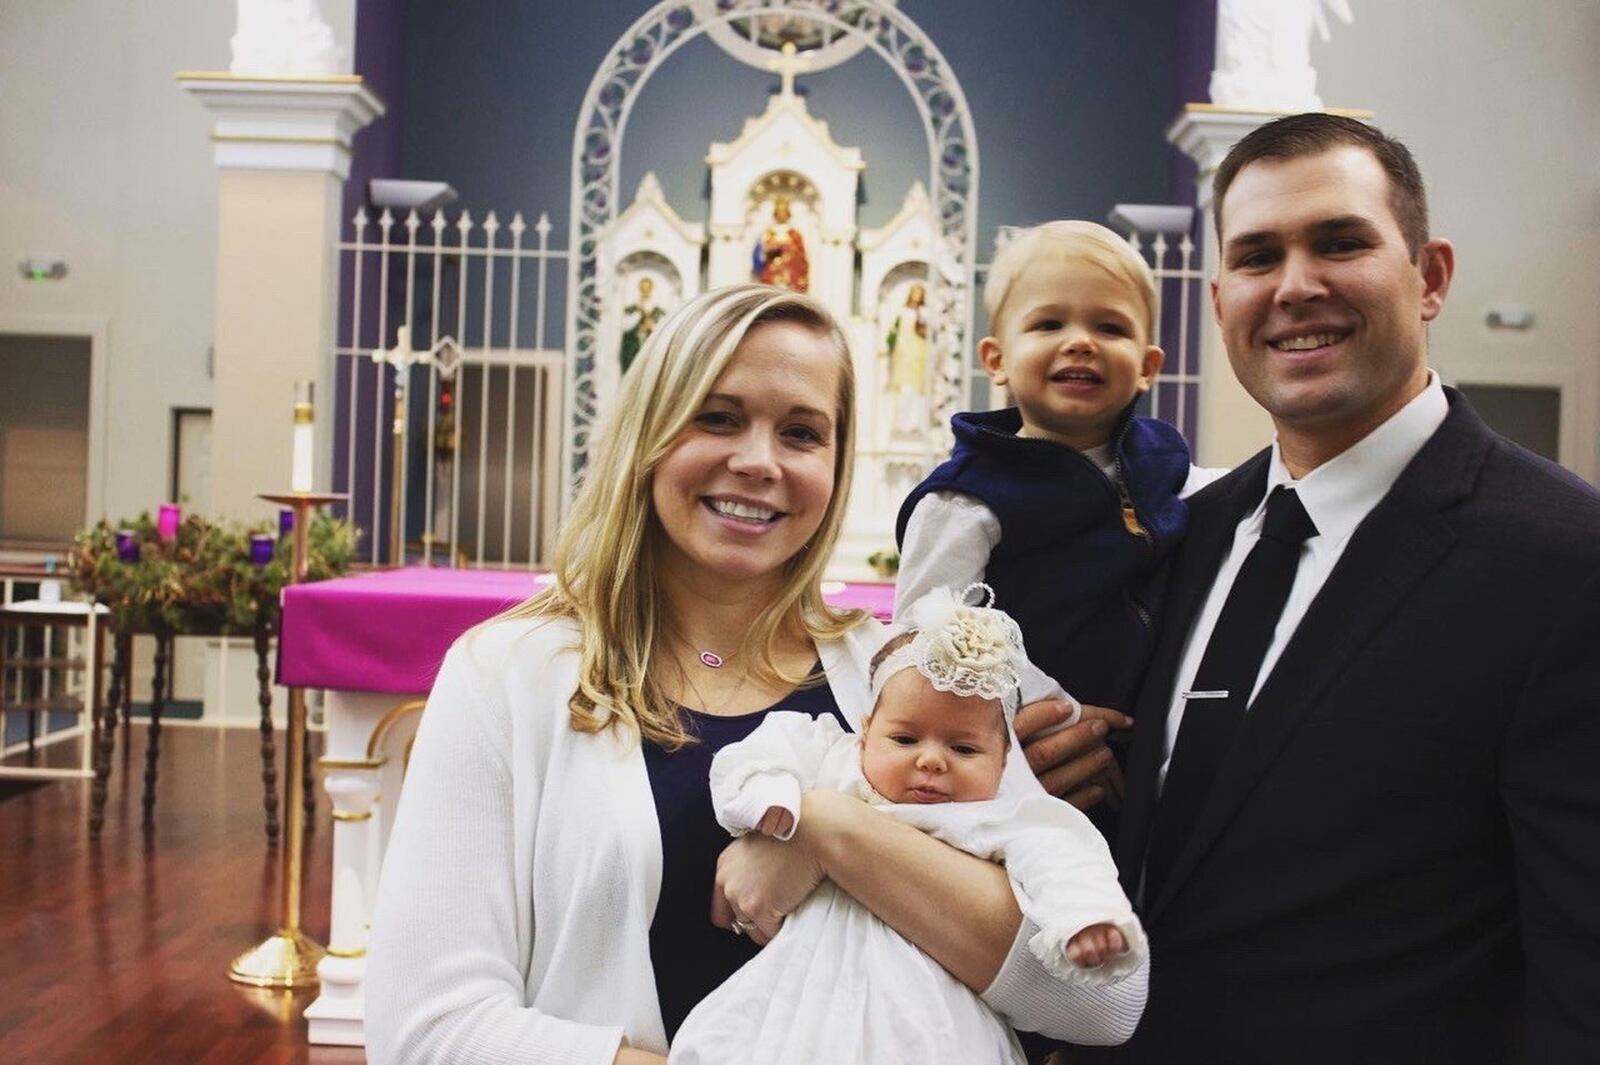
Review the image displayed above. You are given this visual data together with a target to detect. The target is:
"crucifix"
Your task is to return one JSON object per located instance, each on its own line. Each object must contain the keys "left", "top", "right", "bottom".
{"left": 766, "top": 40, "right": 811, "bottom": 99}
{"left": 370, "top": 324, "right": 461, "bottom": 564}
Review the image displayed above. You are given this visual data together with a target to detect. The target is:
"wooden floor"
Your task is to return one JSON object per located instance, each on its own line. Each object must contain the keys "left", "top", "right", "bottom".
{"left": 1, "top": 723, "right": 367, "bottom": 1064}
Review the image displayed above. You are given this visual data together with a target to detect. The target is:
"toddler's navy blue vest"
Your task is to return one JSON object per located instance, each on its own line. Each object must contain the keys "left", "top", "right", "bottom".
{"left": 896, "top": 407, "right": 1191, "bottom": 713}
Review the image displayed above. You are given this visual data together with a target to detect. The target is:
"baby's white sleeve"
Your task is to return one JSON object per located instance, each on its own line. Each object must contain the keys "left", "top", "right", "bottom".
{"left": 983, "top": 798, "right": 1147, "bottom": 985}
{"left": 893, "top": 795, "right": 1145, "bottom": 987}
{"left": 894, "top": 491, "right": 999, "bottom": 622}
{"left": 708, "top": 712, "right": 849, "bottom": 841}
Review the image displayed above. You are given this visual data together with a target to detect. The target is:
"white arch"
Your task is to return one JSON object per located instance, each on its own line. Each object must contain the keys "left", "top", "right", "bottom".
{"left": 563, "top": 0, "right": 978, "bottom": 499}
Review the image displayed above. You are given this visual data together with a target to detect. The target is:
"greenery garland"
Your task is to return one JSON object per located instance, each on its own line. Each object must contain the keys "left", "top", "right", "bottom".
{"left": 69, "top": 512, "right": 358, "bottom": 635}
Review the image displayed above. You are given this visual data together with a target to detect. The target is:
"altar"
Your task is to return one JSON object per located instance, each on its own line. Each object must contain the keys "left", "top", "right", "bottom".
{"left": 285, "top": 565, "right": 895, "bottom": 1045}
{"left": 581, "top": 38, "right": 977, "bottom": 580}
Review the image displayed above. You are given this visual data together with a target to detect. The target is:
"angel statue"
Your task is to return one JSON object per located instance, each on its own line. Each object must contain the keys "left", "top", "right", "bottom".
{"left": 751, "top": 196, "right": 810, "bottom": 293}
{"left": 883, "top": 283, "right": 930, "bottom": 432}
{"left": 619, "top": 276, "right": 665, "bottom": 374}
{"left": 1210, "top": 0, "right": 1354, "bottom": 111}
{"left": 230, "top": 0, "right": 344, "bottom": 76}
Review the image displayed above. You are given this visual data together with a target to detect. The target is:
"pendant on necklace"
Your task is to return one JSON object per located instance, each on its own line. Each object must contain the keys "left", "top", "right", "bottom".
{"left": 698, "top": 651, "right": 725, "bottom": 669}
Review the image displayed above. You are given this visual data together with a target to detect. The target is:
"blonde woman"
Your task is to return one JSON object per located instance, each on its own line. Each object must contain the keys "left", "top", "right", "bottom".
{"left": 365, "top": 285, "right": 1144, "bottom": 1064}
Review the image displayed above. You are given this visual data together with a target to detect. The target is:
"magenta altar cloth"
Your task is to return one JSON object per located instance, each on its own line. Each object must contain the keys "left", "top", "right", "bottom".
{"left": 279, "top": 566, "right": 896, "bottom": 694}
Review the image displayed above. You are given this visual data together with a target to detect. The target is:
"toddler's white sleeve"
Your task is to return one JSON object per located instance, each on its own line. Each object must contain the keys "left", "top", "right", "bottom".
{"left": 894, "top": 491, "right": 999, "bottom": 621}
{"left": 899, "top": 491, "right": 1080, "bottom": 725}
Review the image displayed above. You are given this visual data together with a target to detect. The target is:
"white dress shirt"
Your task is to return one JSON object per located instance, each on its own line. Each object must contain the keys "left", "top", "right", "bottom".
{"left": 1157, "top": 372, "right": 1449, "bottom": 790}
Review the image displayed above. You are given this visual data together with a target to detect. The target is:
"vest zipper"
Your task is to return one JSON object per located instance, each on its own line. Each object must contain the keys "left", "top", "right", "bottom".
{"left": 1111, "top": 421, "right": 1151, "bottom": 544}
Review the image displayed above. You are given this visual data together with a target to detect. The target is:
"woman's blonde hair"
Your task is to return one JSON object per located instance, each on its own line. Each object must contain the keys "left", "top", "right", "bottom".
{"left": 500, "top": 283, "right": 865, "bottom": 749}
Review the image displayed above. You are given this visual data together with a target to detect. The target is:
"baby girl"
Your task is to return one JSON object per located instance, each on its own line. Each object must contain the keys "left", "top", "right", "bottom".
{"left": 669, "top": 585, "right": 1146, "bottom": 1064}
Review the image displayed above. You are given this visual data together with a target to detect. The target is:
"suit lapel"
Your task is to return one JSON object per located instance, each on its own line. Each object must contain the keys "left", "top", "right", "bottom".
{"left": 1118, "top": 454, "right": 1269, "bottom": 888}
{"left": 1144, "top": 396, "right": 1490, "bottom": 920}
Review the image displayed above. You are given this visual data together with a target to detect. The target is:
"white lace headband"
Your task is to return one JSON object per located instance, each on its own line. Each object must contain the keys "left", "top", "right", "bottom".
{"left": 871, "top": 583, "right": 1026, "bottom": 721}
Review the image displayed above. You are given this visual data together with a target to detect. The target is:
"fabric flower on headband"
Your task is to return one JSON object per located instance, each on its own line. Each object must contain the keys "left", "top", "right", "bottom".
{"left": 872, "top": 583, "right": 1027, "bottom": 719}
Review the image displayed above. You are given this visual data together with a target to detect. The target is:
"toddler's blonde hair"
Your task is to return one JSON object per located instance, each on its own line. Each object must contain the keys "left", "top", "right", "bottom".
{"left": 983, "top": 220, "right": 1158, "bottom": 340}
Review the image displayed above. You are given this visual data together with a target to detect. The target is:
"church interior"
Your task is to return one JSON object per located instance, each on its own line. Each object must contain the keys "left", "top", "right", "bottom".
{"left": 1, "top": 1, "right": 1597, "bottom": 1059}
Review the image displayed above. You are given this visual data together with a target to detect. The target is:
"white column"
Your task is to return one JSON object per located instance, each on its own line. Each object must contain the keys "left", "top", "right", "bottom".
{"left": 303, "top": 759, "right": 382, "bottom": 1045}
{"left": 302, "top": 688, "right": 419, "bottom": 1046}
{"left": 1166, "top": 105, "right": 1278, "bottom": 467}
{"left": 179, "top": 74, "right": 383, "bottom": 518}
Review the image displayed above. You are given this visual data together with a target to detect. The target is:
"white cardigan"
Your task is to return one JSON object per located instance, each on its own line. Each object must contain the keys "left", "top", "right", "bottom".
{"left": 365, "top": 615, "right": 1147, "bottom": 1065}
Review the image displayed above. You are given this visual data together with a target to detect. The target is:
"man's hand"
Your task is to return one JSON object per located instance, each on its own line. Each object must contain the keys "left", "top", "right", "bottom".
{"left": 712, "top": 825, "right": 825, "bottom": 945}
{"left": 1014, "top": 700, "right": 1132, "bottom": 810}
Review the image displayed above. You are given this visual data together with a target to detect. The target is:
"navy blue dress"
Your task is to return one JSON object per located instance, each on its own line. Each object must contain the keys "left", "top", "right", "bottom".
{"left": 643, "top": 677, "right": 846, "bottom": 1042}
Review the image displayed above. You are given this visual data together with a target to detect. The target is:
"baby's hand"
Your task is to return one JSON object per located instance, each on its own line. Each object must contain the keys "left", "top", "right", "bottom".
{"left": 756, "top": 805, "right": 795, "bottom": 838}
{"left": 1065, "top": 923, "right": 1127, "bottom": 969}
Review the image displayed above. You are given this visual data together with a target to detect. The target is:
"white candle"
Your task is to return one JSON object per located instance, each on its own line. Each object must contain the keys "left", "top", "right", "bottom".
{"left": 291, "top": 380, "right": 315, "bottom": 493}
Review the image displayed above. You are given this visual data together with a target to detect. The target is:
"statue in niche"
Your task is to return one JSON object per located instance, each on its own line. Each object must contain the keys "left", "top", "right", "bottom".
{"left": 230, "top": 0, "right": 345, "bottom": 77}
{"left": 619, "top": 276, "right": 665, "bottom": 373}
{"left": 751, "top": 196, "right": 810, "bottom": 292}
{"left": 883, "top": 283, "right": 930, "bottom": 432}
{"left": 1210, "top": 0, "right": 1354, "bottom": 110}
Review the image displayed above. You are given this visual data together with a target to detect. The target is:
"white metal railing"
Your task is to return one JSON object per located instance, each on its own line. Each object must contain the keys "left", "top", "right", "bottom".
{"left": 332, "top": 206, "right": 1204, "bottom": 572}
{"left": 335, "top": 208, "right": 568, "bottom": 569}
{"left": 1128, "top": 227, "right": 1204, "bottom": 448}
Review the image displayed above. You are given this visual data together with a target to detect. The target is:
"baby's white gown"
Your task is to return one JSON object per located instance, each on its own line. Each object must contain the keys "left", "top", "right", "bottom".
{"left": 668, "top": 712, "right": 1147, "bottom": 1065}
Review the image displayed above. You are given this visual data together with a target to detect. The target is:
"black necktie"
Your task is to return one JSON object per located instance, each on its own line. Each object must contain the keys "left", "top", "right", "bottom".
{"left": 1143, "top": 486, "right": 1318, "bottom": 904}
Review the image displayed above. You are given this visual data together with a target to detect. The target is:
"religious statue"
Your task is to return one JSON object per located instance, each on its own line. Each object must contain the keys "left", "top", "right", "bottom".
{"left": 230, "top": 0, "right": 344, "bottom": 77}
{"left": 883, "top": 283, "right": 930, "bottom": 432}
{"left": 619, "top": 276, "right": 665, "bottom": 373}
{"left": 1210, "top": 0, "right": 1354, "bottom": 111}
{"left": 752, "top": 196, "right": 810, "bottom": 292}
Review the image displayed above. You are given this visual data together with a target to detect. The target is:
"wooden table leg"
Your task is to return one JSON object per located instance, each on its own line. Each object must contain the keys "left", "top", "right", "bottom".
{"left": 119, "top": 634, "right": 132, "bottom": 740}
{"left": 24, "top": 625, "right": 40, "bottom": 757}
{"left": 89, "top": 632, "right": 128, "bottom": 839}
{"left": 255, "top": 624, "right": 279, "bottom": 846}
{"left": 142, "top": 633, "right": 170, "bottom": 827}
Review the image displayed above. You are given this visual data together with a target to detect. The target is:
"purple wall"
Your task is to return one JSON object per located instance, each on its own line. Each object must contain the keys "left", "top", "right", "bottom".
{"left": 1167, "top": 1, "right": 1217, "bottom": 205}
{"left": 333, "top": 2, "right": 407, "bottom": 554}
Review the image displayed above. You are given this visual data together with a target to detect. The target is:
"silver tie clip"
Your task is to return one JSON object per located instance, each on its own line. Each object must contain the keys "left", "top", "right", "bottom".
{"left": 1182, "top": 690, "right": 1230, "bottom": 701}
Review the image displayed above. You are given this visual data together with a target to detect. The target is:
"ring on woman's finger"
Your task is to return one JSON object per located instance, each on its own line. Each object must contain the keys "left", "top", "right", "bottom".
{"left": 730, "top": 918, "right": 754, "bottom": 936}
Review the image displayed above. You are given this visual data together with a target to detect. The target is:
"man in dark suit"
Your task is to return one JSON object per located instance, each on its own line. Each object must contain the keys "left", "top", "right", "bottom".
{"left": 1111, "top": 113, "right": 1600, "bottom": 1061}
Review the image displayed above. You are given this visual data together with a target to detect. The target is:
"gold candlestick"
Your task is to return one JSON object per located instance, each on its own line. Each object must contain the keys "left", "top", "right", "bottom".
{"left": 228, "top": 490, "right": 348, "bottom": 989}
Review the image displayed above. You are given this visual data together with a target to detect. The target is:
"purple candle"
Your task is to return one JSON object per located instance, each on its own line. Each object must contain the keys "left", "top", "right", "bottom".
{"left": 115, "top": 529, "right": 139, "bottom": 563}
{"left": 279, "top": 508, "right": 295, "bottom": 538}
{"left": 157, "top": 503, "right": 181, "bottom": 541}
{"left": 249, "top": 533, "right": 275, "bottom": 566}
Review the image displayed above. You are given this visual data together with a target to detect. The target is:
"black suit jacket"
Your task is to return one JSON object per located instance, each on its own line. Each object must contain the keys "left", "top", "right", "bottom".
{"left": 1114, "top": 392, "right": 1600, "bottom": 1063}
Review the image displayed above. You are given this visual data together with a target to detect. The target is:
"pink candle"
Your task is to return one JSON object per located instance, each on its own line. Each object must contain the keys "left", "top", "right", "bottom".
{"left": 157, "top": 503, "right": 181, "bottom": 541}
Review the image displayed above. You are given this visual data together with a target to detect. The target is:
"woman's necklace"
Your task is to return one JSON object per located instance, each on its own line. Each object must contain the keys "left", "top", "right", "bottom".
{"left": 673, "top": 628, "right": 738, "bottom": 668}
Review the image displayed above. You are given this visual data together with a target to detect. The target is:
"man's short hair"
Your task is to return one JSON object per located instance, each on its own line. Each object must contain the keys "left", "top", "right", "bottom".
{"left": 1212, "top": 113, "right": 1429, "bottom": 260}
